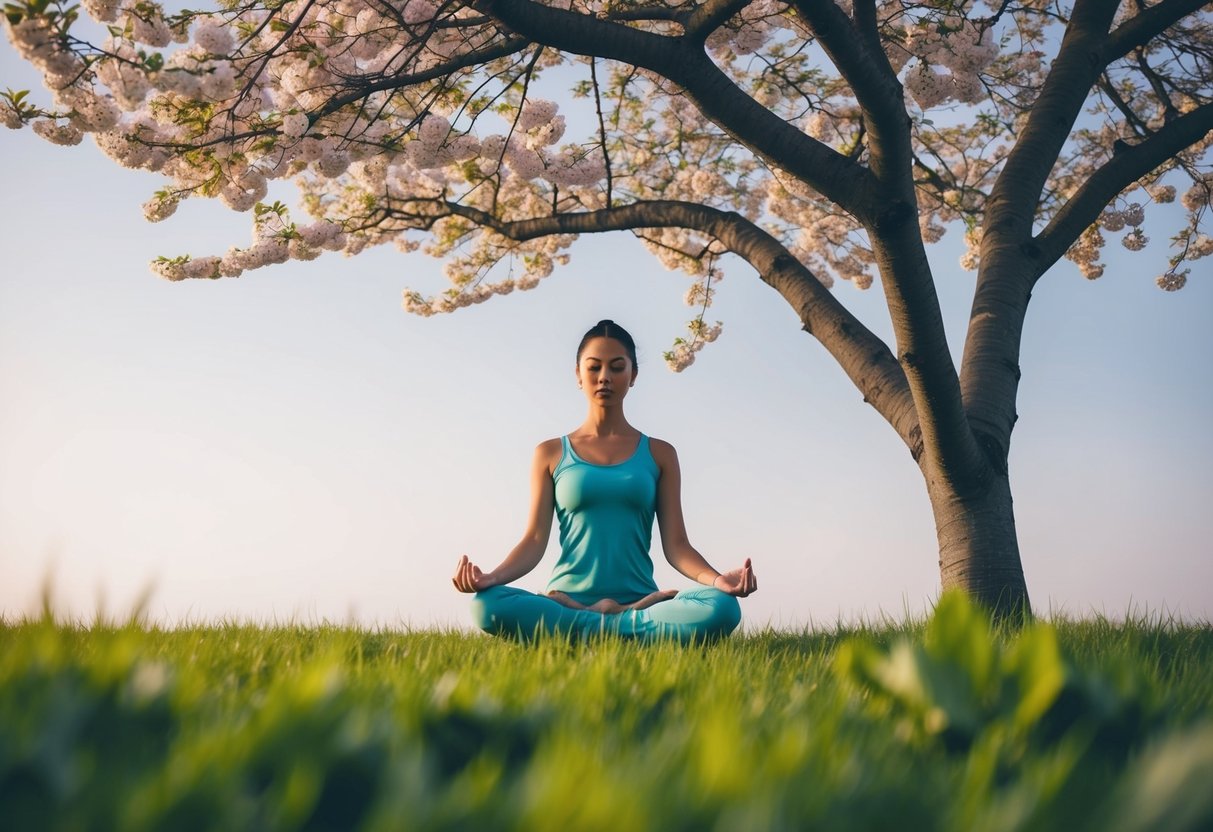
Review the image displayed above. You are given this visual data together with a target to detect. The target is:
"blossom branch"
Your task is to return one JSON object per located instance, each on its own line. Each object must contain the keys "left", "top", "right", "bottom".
{"left": 788, "top": 0, "right": 903, "bottom": 182}
{"left": 314, "top": 36, "right": 530, "bottom": 119}
{"left": 589, "top": 57, "right": 613, "bottom": 208}
{"left": 794, "top": 3, "right": 987, "bottom": 487}
{"left": 1034, "top": 100, "right": 1213, "bottom": 276}
{"left": 1133, "top": 47, "right": 1181, "bottom": 124}
{"left": 988, "top": 0, "right": 1121, "bottom": 242}
{"left": 436, "top": 198, "right": 917, "bottom": 446}
{"left": 472, "top": 0, "right": 880, "bottom": 218}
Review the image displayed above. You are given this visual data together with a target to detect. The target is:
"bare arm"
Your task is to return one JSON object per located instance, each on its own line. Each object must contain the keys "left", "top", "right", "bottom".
{"left": 652, "top": 439, "right": 756, "bottom": 596}
{"left": 452, "top": 439, "right": 560, "bottom": 592}
{"left": 652, "top": 438, "right": 719, "bottom": 585}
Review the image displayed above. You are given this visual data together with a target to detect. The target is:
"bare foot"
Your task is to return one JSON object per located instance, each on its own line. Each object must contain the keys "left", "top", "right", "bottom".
{"left": 546, "top": 590, "right": 589, "bottom": 610}
{"left": 548, "top": 590, "right": 675, "bottom": 615}
{"left": 626, "top": 590, "right": 679, "bottom": 611}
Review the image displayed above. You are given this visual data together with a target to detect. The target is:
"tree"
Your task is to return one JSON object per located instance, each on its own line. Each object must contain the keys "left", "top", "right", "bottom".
{"left": 3, "top": 0, "right": 1210, "bottom": 615}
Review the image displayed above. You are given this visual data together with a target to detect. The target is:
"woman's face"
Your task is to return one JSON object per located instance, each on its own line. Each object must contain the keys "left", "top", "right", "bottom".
{"left": 576, "top": 337, "right": 637, "bottom": 406}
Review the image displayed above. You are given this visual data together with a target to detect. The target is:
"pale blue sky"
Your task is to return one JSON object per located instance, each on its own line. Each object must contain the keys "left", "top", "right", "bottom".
{"left": 2, "top": 41, "right": 1211, "bottom": 628}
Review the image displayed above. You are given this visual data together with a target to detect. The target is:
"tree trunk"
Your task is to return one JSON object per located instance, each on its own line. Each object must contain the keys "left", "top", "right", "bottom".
{"left": 924, "top": 467, "right": 1031, "bottom": 620}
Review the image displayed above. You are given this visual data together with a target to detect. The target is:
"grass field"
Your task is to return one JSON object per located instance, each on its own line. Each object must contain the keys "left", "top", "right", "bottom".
{"left": 2, "top": 592, "right": 1211, "bottom": 831}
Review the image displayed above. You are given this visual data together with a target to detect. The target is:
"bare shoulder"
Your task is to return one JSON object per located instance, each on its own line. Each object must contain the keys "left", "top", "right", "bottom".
{"left": 647, "top": 437, "right": 680, "bottom": 468}
{"left": 534, "top": 437, "right": 564, "bottom": 471}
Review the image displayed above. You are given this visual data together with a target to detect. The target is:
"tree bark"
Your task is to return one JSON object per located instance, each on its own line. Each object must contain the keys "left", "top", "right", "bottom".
{"left": 924, "top": 464, "right": 1030, "bottom": 619}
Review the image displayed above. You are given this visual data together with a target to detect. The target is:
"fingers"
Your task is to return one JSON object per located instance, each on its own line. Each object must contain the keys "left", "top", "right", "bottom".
{"left": 737, "top": 558, "right": 757, "bottom": 596}
{"left": 452, "top": 554, "right": 479, "bottom": 593}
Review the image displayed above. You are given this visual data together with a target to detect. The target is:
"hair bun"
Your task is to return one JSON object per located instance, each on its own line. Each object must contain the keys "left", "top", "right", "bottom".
{"left": 577, "top": 319, "right": 638, "bottom": 368}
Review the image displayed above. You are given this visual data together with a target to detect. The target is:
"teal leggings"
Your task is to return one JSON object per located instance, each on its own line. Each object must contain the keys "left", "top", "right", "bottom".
{"left": 470, "top": 585, "right": 741, "bottom": 644}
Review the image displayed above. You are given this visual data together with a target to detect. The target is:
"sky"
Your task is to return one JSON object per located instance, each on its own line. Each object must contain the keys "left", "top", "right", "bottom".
{"left": 1, "top": 35, "right": 1211, "bottom": 630}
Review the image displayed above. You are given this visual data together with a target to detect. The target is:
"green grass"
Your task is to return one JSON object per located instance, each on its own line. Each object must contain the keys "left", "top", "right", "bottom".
{"left": 2, "top": 593, "right": 1211, "bottom": 831}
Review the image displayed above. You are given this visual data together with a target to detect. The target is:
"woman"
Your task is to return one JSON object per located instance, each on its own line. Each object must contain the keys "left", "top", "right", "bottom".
{"left": 452, "top": 320, "right": 757, "bottom": 643}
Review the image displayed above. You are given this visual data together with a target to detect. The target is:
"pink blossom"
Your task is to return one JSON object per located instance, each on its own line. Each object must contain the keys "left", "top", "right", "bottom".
{"left": 280, "top": 112, "right": 309, "bottom": 139}
{"left": 418, "top": 114, "right": 451, "bottom": 149}
{"left": 401, "top": 0, "right": 437, "bottom": 25}
{"left": 32, "top": 119, "right": 83, "bottom": 145}
{"left": 81, "top": 0, "right": 121, "bottom": 23}
{"left": 518, "top": 99, "right": 558, "bottom": 131}
{"left": 1121, "top": 229, "right": 1148, "bottom": 251}
{"left": 1157, "top": 270, "right": 1189, "bottom": 291}
{"left": 1149, "top": 184, "right": 1176, "bottom": 204}
{"left": 194, "top": 20, "right": 235, "bottom": 55}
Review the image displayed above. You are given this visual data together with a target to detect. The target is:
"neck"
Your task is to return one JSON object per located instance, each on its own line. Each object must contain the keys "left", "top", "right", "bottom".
{"left": 580, "top": 406, "right": 632, "bottom": 436}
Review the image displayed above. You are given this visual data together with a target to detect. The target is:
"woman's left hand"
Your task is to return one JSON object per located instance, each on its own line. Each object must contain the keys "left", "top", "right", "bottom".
{"left": 713, "top": 558, "right": 758, "bottom": 597}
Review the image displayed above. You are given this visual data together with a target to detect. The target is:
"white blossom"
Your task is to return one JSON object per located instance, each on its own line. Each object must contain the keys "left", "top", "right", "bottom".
{"left": 1156, "top": 270, "right": 1188, "bottom": 291}
{"left": 142, "top": 193, "right": 180, "bottom": 222}
{"left": 32, "top": 119, "right": 82, "bottom": 145}
{"left": 1100, "top": 210, "right": 1126, "bottom": 232}
{"left": 81, "top": 0, "right": 122, "bottom": 23}
{"left": 194, "top": 20, "right": 235, "bottom": 55}
{"left": 280, "top": 112, "right": 309, "bottom": 139}
{"left": 1149, "top": 184, "right": 1177, "bottom": 204}
{"left": 1121, "top": 229, "right": 1148, "bottom": 251}
{"left": 128, "top": 8, "right": 172, "bottom": 47}
{"left": 518, "top": 99, "right": 558, "bottom": 131}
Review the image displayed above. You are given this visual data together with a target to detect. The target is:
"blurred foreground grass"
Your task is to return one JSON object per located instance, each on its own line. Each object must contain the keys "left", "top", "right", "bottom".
{"left": 2, "top": 593, "right": 1211, "bottom": 831}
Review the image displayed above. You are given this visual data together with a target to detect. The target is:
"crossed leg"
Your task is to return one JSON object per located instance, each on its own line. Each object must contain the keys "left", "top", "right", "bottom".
{"left": 471, "top": 586, "right": 741, "bottom": 644}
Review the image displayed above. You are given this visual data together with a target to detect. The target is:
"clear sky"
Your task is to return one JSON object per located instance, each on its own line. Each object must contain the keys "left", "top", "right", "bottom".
{"left": 2, "top": 40, "right": 1211, "bottom": 629}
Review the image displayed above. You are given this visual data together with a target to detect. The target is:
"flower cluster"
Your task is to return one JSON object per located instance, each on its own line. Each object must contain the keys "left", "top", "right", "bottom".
{"left": 1065, "top": 226, "right": 1106, "bottom": 280}
{"left": 2, "top": 0, "right": 1209, "bottom": 363}
{"left": 902, "top": 20, "right": 999, "bottom": 109}
{"left": 664, "top": 319, "right": 723, "bottom": 372}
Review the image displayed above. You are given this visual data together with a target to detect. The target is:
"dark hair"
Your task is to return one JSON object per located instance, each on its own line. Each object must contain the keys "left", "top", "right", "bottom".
{"left": 576, "top": 319, "right": 638, "bottom": 369}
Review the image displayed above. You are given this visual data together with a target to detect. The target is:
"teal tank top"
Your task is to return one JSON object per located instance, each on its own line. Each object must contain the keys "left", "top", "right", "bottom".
{"left": 546, "top": 434, "right": 661, "bottom": 605}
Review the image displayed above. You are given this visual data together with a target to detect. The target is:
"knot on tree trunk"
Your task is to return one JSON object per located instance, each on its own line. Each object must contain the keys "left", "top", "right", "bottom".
{"left": 974, "top": 430, "right": 1009, "bottom": 475}
{"left": 871, "top": 199, "right": 917, "bottom": 232}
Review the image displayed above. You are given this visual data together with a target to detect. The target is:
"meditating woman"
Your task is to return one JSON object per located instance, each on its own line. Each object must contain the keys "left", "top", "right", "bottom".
{"left": 452, "top": 319, "right": 757, "bottom": 643}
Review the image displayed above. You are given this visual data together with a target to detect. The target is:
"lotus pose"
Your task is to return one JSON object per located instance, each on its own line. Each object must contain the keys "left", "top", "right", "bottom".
{"left": 453, "top": 320, "right": 757, "bottom": 643}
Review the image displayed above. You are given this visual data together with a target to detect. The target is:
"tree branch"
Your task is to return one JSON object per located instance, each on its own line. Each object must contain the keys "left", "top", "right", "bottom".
{"left": 1097, "top": 74, "right": 1150, "bottom": 135}
{"left": 682, "top": 0, "right": 753, "bottom": 42}
{"left": 472, "top": 0, "right": 880, "bottom": 219}
{"left": 787, "top": 0, "right": 904, "bottom": 181}
{"left": 1034, "top": 100, "right": 1213, "bottom": 274}
{"left": 958, "top": 1, "right": 1121, "bottom": 465}
{"left": 1133, "top": 46, "right": 1181, "bottom": 123}
{"left": 317, "top": 35, "right": 530, "bottom": 118}
{"left": 792, "top": 1, "right": 983, "bottom": 488}
{"left": 1103, "top": 0, "right": 1208, "bottom": 62}
{"left": 437, "top": 199, "right": 918, "bottom": 446}
{"left": 986, "top": 0, "right": 1122, "bottom": 243}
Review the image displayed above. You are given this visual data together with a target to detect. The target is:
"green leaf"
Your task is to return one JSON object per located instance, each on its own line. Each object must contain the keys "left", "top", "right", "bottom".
{"left": 1102, "top": 724, "right": 1213, "bottom": 832}
{"left": 924, "top": 590, "right": 994, "bottom": 697}
{"left": 1005, "top": 625, "right": 1067, "bottom": 733}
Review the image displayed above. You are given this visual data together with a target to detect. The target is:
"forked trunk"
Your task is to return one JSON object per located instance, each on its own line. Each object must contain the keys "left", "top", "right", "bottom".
{"left": 925, "top": 470, "right": 1031, "bottom": 620}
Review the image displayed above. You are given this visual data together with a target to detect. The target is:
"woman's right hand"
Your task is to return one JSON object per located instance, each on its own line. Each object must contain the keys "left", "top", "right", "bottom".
{"left": 452, "top": 554, "right": 495, "bottom": 593}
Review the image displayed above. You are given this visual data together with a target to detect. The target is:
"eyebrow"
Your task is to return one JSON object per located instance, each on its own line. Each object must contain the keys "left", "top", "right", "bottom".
{"left": 584, "top": 358, "right": 627, "bottom": 363}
